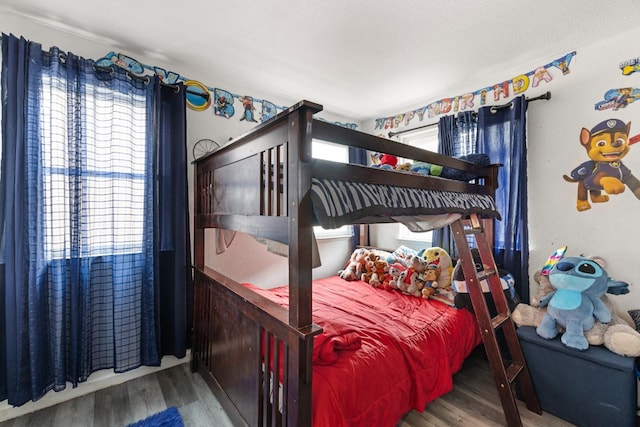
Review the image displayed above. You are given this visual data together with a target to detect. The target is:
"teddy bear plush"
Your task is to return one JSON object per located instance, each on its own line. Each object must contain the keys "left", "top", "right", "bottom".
{"left": 361, "top": 254, "right": 388, "bottom": 288}
{"left": 513, "top": 267, "right": 640, "bottom": 356}
{"left": 338, "top": 247, "right": 370, "bottom": 281}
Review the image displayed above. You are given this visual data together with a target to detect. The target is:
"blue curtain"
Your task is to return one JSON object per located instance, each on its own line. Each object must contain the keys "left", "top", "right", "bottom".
{"left": 477, "top": 95, "right": 529, "bottom": 302}
{"left": 156, "top": 83, "right": 192, "bottom": 357}
{"left": 0, "top": 34, "right": 190, "bottom": 406}
{"left": 432, "top": 111, "right": 478, "bottom": 257}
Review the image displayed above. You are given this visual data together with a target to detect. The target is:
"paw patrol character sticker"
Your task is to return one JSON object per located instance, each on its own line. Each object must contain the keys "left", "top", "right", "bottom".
{"left": 563, "top": 119, "right": 640, "bottom": 211}
{"left": 620, "top": 57, "right": 640, "bottom": 75}
{"left": 594, "top": 88, "right": 640, "bottom": 111}
{"left": 239, "top": 96, "right": 258, "bottom": 122}
{"left": 214, "top": 89, "right": 235, "bottom": 118}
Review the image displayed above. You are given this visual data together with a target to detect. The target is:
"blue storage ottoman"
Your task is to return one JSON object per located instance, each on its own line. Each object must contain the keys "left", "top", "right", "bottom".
{"left": 516, "top": 326, "right": 637, "bottom": 427}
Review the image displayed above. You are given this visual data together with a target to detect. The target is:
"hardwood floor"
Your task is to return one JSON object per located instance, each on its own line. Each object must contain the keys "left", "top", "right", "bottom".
{"left": 399, "top": 346, "right": 575, "bottom": 427}
{"left": 0, "top": 363, "right": 235, "bottom": 427}
{"left": 0, "top": 347, "right": 578, "bottom": 427}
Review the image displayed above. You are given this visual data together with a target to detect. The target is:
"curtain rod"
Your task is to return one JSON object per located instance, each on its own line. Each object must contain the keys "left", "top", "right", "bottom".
{"left": 388, "top": 91, "right": 552, "bottom": 138}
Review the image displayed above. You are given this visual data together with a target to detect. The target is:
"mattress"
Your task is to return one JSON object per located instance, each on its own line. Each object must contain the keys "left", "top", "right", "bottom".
{"left": 310, "top": 177, "right": 500, "bottom": 230}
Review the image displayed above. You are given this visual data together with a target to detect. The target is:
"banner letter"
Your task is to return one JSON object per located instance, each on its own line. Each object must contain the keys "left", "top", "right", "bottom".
{"left": 512, "top": 74, "right": 530, "bottom": 94}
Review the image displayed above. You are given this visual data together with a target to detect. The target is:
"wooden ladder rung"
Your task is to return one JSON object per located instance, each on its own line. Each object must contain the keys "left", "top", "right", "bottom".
{"left": 505, "top": 361, "right": 524, "bottom": 384}
{"left": 477, "top": 269, "right": 496, "bottom": 281}
{"left": 463, "top": 227, "right": 483, "bottom": 235}
{"left": 491, "top": 313, "right": 510, "bottom": 330}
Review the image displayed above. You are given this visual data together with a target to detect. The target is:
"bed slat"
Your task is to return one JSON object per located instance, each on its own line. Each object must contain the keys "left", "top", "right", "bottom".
{"left": 192, "top": 268, "right": 321, "bottom": 427}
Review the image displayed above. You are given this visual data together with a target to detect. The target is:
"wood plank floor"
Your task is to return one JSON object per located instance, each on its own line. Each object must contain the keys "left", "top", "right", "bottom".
{"left": 0, "top": 347, "right": 579, "bottom": 427}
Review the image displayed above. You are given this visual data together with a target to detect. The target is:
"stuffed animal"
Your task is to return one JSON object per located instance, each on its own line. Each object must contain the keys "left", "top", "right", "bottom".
{"left": 410, "top": 161, "right": 436, "bottom": 176}
{"left": 378, "top": 264, "right": 395, "bottom": 291}
{"left": 395, "top": 162, "right": 412, "bottom": 172}
{"left": 388, "top": 245, "right": 418, "bottom": 267}
{"left": 513, "top": 268, "right": 640, "bottom": 357}
{"left": 397, "top": 268, "right": 424, "bottom": 297}
{"left": 408, "top": 254, "right": 428, "bottom": 275}
{"left": 535, "top": 255, "right": 630, "bottom": 351}
{"left": 421, "top": 264, "right": 441, "bottom": 299}
{"left": 361, "top": 254, "right": 388, "bottom": 288}
{"left": 450, "top": 248, "right": 518, "bottom": 313}
{"left": 371, "top": 152, "right": 398, "bottom": 170}
{"left": 387, "top": 262, "right": 406, "bottom": 290}
{"left": 419, "top": 247, "right": 453, "bottom": 288}
{"left": 338, "top": 248, "right": 370, "bottom": 281}
{"left": 397, "top": 259, "right": 425, "bottom": 297}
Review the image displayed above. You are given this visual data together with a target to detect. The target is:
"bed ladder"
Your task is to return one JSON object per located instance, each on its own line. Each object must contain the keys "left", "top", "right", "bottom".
{"left": 450, "top": 213, "right": 541, "bottom": 427}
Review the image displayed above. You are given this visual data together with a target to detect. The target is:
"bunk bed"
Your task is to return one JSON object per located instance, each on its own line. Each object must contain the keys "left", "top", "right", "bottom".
{"left": 191, "top": 100, "right": 503, "bottom": 427}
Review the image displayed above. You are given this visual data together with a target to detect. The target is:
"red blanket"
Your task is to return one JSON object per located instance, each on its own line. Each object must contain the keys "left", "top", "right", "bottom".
{"left": 243, "top": 276, "right": 481, "bottom": 427}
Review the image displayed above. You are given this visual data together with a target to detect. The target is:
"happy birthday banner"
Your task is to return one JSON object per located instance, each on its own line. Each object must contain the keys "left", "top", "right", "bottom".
{"left": 96, "top": 51, "right": 286, "bottom": 123}
{"left": 375, "top": 51, "right": 576, "bottom": 131}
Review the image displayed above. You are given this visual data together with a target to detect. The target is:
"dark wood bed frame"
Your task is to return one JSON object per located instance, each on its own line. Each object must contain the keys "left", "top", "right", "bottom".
{"left": 191, "top": 100, "right": 510, "bottom": 426}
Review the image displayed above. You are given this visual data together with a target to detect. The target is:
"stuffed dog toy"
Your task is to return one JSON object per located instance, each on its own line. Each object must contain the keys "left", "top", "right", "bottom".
{"left": 563, "top": 119, "right": 640, "bottom": 211}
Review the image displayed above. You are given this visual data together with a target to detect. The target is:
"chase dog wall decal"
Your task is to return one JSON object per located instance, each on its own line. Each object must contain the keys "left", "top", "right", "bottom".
{"left": 563, "top": 119, "right": 640, "bottom": 211}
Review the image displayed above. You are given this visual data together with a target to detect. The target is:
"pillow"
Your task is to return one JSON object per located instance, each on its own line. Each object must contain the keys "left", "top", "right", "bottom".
{"left": 439, "top": 153, "right": 491, "bottom": 182}
{"left": 390, "top": 245, "right": 418, "bottom": 267}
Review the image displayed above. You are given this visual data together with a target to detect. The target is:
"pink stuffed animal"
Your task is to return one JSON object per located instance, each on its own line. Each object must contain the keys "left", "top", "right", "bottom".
{"left": 338, "top": 248, "right": 370, "bottom": 281}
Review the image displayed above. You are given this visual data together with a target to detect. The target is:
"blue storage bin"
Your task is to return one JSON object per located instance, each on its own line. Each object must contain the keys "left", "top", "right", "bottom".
{"left": 516, "top": 326, "right": 637, "bottom": 427}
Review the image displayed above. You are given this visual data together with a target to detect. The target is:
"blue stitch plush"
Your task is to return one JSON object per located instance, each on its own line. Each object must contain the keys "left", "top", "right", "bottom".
{"left": 536, "top": 256, "right": 629, "bottom": 350}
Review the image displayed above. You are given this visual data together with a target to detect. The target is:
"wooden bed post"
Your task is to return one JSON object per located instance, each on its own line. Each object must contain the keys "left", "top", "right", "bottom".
{"left": 286, "top": 101, "right": 323, "bottom": 427}
{"left": 286, "top": 102, "right": 321, "bottom": 330}
{"left": 191, "top": 156, "right": 204, "bottom": 374}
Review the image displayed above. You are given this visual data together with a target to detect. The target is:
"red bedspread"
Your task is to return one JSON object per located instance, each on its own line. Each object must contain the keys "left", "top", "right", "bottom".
{"left": 243, "top": 276, "right": 481, "bottom": 427}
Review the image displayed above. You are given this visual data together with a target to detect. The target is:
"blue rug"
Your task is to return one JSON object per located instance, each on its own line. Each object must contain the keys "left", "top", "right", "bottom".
{"left": 127, "top": 407, "right": 184, "bottom": 427}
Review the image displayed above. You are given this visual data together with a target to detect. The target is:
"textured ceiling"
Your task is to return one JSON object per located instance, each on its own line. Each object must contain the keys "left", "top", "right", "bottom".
{"left": 2, "top": 0, "right": 640, "bottom": 120}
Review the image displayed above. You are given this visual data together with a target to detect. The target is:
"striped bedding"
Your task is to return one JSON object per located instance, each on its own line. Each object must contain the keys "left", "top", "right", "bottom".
{"left": 310, "top": 177, "right": 501, "bottom": 230}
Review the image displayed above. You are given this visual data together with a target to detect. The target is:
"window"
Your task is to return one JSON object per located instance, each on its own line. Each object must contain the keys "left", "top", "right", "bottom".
{"left": 312, "top": 139, "right": 351, "bottom": 239}
{"left": 397, "top": 126, "right": 439, "bottom": 242}
{"left": 41, "top": 73, "right": 148, "bottom": 259}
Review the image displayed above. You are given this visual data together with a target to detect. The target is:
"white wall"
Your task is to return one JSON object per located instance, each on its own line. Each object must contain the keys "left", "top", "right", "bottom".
{"left": 363, "top": 28, "right": 640, "bottom": 316}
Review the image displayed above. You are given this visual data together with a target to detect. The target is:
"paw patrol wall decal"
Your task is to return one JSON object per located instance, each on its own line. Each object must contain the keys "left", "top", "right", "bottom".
{"left": 594, "top": 88, "right": 640, "bottom": 111}
{"left": 563, "top": 119, "right": 640, "bottom": 211}
{"left": 620, "top": 56, "right": 640, "bottom": 75}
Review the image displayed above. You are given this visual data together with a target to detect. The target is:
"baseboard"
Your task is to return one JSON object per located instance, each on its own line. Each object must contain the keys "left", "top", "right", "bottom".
{"left": 0, "top": 351, "right": 190, "bottom": 422}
